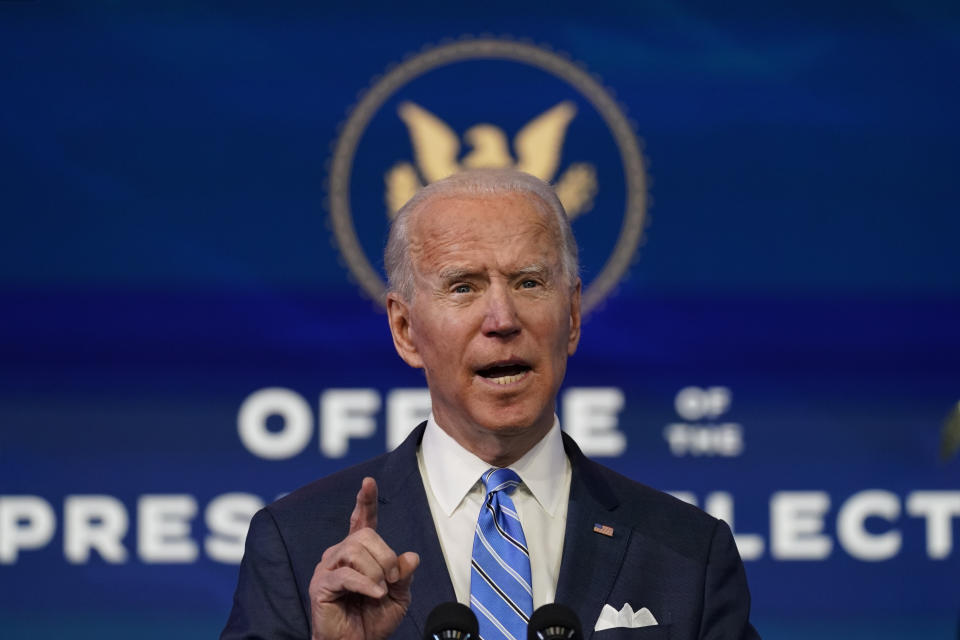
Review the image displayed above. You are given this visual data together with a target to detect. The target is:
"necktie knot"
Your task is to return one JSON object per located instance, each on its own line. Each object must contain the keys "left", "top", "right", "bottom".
{"left": 482, "top": 468, "right": 522, "bottom": 496}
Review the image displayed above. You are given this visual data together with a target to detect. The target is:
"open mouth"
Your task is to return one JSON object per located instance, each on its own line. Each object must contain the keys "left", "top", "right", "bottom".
{"left": 476, "top": 362, "right": 532, "bottom": 385}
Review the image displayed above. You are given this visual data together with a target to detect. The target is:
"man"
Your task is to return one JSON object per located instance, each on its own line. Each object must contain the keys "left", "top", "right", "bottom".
{"left": 222, "top": 169, "right": 759, "bottom": 640}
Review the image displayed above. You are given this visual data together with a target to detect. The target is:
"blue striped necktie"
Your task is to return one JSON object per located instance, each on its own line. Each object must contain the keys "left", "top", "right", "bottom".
{"left": 469, "top": 468, "right": 533, "bottom": 640}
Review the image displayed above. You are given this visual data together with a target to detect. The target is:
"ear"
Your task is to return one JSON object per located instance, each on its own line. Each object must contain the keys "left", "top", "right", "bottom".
{"left": 386, "top": 292, "right": 424, "bottom": 369}
{"left": 567, "top": 278, "right": 582, "bottom": 356}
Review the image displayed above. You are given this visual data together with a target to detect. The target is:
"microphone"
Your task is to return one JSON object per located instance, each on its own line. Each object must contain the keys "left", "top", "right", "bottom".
{"left": 527, "top": 603, "right": 582, "bottom": 640}
{"left": 424, "top": 602, "right": 479, "bottom": 640}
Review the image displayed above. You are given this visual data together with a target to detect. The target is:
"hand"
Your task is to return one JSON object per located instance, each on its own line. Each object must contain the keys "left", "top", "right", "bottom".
{"left": 309, "top": 477, "right": 421, "bottom": 640}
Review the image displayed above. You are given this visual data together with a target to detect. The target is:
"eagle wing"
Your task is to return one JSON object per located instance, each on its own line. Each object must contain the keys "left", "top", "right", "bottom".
{"left": 554, "top": 162, "right": 597, "bottom": 220}
{"left": 397, "top": 101, "right": 461, "bottom": 183}
{"left": 385, "top": 162, "right": 423, "bottom": 220}
{"left": 513, "top": 101, "right": 577, "bottom": 181}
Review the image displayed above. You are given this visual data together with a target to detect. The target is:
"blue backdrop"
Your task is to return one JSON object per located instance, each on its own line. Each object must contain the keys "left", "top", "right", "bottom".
{"left": 2, "top": 2, "right": 959, "bottom": 639}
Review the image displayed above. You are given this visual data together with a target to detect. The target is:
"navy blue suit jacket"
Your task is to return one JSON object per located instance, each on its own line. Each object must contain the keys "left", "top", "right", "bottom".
{"left": 222, "top": 424, "right": 759, "bottom": 640}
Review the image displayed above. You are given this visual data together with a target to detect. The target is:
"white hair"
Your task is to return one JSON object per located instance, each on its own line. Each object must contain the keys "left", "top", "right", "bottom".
{"left": 384, "top": 168, "right": 579, "bottom": 301}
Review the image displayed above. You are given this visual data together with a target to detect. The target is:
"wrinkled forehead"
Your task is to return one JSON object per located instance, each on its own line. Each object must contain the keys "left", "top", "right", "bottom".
{"left": 407, "top": 191, "right": 561, "bottom": 251}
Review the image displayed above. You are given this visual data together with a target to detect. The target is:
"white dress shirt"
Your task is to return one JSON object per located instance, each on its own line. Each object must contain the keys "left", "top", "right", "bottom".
{"left": 416, "top": 414, "right": 572, "bottom": 608}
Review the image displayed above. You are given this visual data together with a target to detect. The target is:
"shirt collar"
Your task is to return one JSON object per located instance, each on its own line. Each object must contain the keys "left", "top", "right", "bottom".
{"left": 421, "top": 413, "right": 568, "bottom": 517}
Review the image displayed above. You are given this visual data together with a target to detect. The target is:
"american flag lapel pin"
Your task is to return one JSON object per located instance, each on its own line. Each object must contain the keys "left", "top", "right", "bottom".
{"left": 593, "top": 523, "right": 614, "bottom": 537}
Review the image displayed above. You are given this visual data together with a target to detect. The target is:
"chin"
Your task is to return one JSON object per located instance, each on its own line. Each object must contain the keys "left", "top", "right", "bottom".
{"left": 473, "top": 405, "right": 553, "bottom": 437}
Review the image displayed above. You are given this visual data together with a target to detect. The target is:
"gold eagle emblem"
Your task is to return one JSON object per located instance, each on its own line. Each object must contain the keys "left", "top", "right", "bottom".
{"left": 385, "top": 100, "right": 597, "bottom": 220}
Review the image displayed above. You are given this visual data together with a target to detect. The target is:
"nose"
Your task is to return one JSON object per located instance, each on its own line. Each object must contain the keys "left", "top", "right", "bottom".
{"left": 481, "top": 283, "right": 521, "bottom": 338}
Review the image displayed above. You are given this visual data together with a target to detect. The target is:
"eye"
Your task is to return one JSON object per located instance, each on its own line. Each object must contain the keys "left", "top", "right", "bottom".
{"left": 520, "top": 279, "right": 540, "bottom": 289}
{"left": 452, "top": 284, "right": 472, "bottom": 294}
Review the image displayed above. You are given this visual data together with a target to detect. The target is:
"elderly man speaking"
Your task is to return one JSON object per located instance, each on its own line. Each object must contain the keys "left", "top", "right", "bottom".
{"left": 222, "top": 169, "right": 759, "bottom": 640}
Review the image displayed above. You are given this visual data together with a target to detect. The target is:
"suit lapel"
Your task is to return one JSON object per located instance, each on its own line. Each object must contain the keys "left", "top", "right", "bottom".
{"left": 376, "top": 423, "right": 457, "bottom": 639}
{"left": 554, "top": 434, "right": 630, "bottom": 640}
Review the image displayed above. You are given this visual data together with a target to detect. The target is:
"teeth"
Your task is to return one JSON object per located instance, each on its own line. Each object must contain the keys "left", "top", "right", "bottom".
{"left": 490, "top": 372, "right": 525, "bottom": 385}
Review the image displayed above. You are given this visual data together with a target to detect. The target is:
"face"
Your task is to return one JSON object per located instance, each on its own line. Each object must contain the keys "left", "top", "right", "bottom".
{"left": 386, "top": 192, "right": 581, "bottom": 465}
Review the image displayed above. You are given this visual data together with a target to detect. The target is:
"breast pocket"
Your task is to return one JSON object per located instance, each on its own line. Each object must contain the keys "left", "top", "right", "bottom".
{"left": 592, "top": 625, "right": 671, "bottom": 640}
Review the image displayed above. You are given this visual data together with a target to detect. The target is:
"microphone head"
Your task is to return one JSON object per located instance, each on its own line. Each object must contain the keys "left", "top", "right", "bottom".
{"left": 424, "top": 602, "right": 479, "bottom": 640}
{"left": 528, "top": 603, "right": 582, "bottom": 640}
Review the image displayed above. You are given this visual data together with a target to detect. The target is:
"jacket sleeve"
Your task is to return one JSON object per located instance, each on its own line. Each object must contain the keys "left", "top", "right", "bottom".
{"left": 221, "top": 508, "right": 312, "bottom": 640}
{"left": 698, "top": 519, "right": 761, "bottom": 640}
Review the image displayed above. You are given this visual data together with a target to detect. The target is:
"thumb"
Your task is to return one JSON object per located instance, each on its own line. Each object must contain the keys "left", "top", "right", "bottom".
{"left": 389, "top": 551, "right": 420, "bottom": 595}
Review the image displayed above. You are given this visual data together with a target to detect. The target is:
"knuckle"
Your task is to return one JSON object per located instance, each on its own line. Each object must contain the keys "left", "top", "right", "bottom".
{"left": 320, "top": 543, "right": 345, "bottom": 567}
{"left": 309, "top": 570, "right": 331, "bottom": 596}
{"left": 351, "top": 527, "right": 377, "bottom": 546}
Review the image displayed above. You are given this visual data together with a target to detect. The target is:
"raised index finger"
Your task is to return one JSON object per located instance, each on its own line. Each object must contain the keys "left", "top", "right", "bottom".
{"left": 348, "top": 476, "right": 378, "bottom": 534}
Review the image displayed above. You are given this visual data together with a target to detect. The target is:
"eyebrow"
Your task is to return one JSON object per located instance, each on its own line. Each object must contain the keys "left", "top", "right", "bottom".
{"left": 514, "top": 263, "right": 549, "bottom": 278}
{"left": 437, "top": 267, "right": 476, "bottom": 283}
{"left": 437, "top": 263, "right": 550, "bottom": 283}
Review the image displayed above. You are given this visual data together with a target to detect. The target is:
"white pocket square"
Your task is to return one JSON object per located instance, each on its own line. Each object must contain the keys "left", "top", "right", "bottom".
{"left": 594, "top": 603, "right": 659, "bottom": 630}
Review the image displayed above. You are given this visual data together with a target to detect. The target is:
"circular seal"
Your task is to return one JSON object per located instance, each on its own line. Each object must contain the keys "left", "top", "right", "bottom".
{"left": 328, "top": 37, "right": 647, "bottom": 314}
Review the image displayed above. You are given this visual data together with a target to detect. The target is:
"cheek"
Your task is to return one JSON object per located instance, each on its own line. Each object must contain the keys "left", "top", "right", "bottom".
{"left": 431, "top": 314, "right": 475, "bottom": 345}
{"left": 545, "top": 315, "right": 571, "bottom": 347}
{"left": 415, "top": 319, "right": 469, "bottom": 368}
